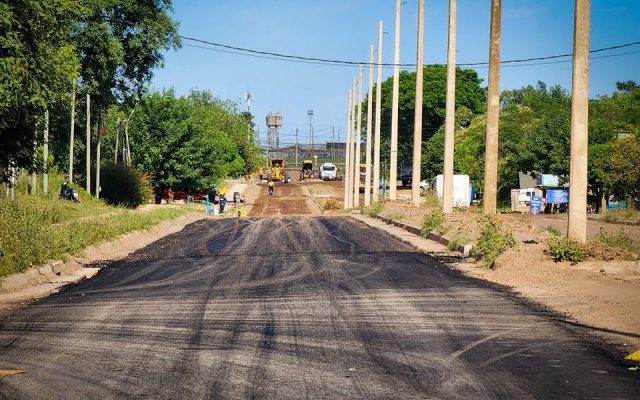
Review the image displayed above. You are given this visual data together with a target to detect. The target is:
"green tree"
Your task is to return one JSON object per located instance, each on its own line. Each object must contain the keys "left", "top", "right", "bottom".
{"left": 0, "top": 0, "right": 79, "bottom": 178}
{"left": 372, "top": 65, "right": 486, "bottom": 169}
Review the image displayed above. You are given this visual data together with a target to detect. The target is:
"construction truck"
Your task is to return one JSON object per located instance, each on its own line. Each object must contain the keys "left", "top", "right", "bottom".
{"left": 300, "top": 159, "right": 314, "bottom": 180}
{"left": 269, "top": 159, "right": 287, "bottom": 182}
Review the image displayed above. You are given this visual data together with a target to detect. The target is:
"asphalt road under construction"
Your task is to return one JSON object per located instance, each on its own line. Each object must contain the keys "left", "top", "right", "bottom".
{"left": 0, "top": 216, "right": 638, "bottom": 399}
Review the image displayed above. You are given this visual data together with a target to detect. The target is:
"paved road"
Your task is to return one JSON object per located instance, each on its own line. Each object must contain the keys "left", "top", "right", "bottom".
{"left": 1, "top": 217, "right": 638, "bottom": 399}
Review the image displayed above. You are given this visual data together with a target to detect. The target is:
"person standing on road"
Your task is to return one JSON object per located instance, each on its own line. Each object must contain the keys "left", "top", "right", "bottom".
{"left": 258, "top": 167, "right": 264, "bottom": 181}
{"left": 219, "top": 196, "right": 227, "bottom": 214}
{"left": 268, "top": 180, "right": 275, "bottom": 196}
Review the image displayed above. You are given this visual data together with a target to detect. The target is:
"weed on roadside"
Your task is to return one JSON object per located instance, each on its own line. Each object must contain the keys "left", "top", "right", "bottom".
{"left": 422, "top": 190, "right": 440, "bottom": 208}
{"left": 447, "top": 233, "right": 469, "bottom": 252}
{"left": 387, "top": 213, "right": 406, "bottom": 221}
{"left": 595, "top": 228, "right": 633, "bottom": 250}
{"left": 470, "top": 219, "right": 516, "bottom": 267}
{"left": 364, "top": 199, "right": 385, "bottom": 217}
{"left": 545, "top": 226, "right": 562, "bottom": 236}
{"left": 420, "top": 210, "right": 449, "bottom": 238}
{"left": 322, "top": 197, "right": 341, "bottom": 211}
{"left": 546, "top": 237, "right": 588, "bottom": 264}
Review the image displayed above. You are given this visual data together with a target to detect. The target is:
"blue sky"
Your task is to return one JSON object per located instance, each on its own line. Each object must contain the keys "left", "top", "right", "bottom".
{"left": 151, "top": 0, "right": 640, "bottom": 146}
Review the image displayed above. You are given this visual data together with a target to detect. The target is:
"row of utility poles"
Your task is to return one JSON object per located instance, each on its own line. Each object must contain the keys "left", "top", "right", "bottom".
{"left": 343, "top": 0, "right": 591, "bottom": 243}
{"left": 25, "top": 87, "right": 133, "bottom": 200}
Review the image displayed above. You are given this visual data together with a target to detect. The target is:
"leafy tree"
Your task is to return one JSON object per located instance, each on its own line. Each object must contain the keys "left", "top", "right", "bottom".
{"left": 127, "top": 90, "right": 262, "bottom": 201}
{"left": 372, "top": 65, "right": 486, "bottom": 168}
{"left": 601, "top": 136, "right": 640, "bottom": 204}
{"left": 0, "top": 0, "right": 79, "bottom": 179}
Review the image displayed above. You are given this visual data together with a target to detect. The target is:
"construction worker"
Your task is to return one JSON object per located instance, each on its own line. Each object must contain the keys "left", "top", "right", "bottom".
{"left": 268, "top": 180, "right": 275, "bottom": 196}
{"left": 258, "top": 166, "right": 264, "bottom": 181}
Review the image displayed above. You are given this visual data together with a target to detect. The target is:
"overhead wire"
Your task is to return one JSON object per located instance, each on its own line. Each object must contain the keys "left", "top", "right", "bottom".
{"left": 179, "top": 34, "right": 640, "bottom": 68}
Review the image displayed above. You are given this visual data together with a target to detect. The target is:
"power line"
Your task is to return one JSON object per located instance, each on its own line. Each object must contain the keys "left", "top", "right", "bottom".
{"left": 180, "top": 34, "right": 640, "bottom": 68}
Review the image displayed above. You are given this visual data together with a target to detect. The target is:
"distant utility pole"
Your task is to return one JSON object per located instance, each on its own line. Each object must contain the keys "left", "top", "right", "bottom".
{"left": 353, "top": 64, "right": 364, "bottom": 208}
{"left": 443, "top": 0, "right": 457, "bottom": 214}
{"left": 43, "top": 109, "right": 49, "bottom": 194}
{"left": 331, "top": 126, "right": 336, "bottom": 161}
{"left": 568, "top": 0, "right": 591, "bottom": 243}
{"left": 86, "top": 93, "right": 91, "bottom": 194}
{"left": 295, "top": 128, "right": 299, "bottom": 167}
{"left": 114, "top": 117, "right": 120, "bottom": 163}
{"left": 373, "top": 20, "right": 383, "bottom": 202}
{"left": 389, "top": 0, "right": 402, "bottom": 201}
{"left": 344, "top": 89, "right": 353, "bottom": 209}
{"left": 411, "top": 1, "right": 425, "bottom": 206}
{"left": 364, "top": 44, "right": 374, "bottom": 207}
{"left": 350, "top": 77, "right": 357, "bottom": 208}
{"left": 124, "top": 109, "right": 134, "bottom": 166}
{"left": 69, "top": 80, "right": 75, "bottom": 183}
{"left": 308, "top": 109, "right": 314, "bottom": 166}
{"left": 96, "top": 114, "right": 102, "bottom": 199}
{"left": 483, "top": 0, "right": 502, "bottom": 214}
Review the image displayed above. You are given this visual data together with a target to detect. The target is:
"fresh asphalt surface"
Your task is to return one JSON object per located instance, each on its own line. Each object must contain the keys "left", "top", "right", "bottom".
{"left": 1, "top": 216, "right": 638, "bottom": 399}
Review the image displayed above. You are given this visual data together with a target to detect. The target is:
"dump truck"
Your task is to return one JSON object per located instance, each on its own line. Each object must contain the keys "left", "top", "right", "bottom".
{"left": 300, "top": 159, "right": 314, "bottom": 180}
{"left": 269, "top": 159, "right": 287, "bottom": 182}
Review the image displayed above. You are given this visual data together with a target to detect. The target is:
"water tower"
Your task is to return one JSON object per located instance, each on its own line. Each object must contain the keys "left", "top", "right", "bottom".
{"left": 265, "top": 113, "right": 283, "bottom": 158}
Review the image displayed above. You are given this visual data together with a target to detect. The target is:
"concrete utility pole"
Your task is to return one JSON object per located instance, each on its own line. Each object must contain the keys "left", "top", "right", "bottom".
{"left": 31, "top": 135, "right": 36, "bottom": 195}
{"left": 411, "top": 1, "right": 425, "bottom": 205}
{"left": 342, "top": 90, "right": 351, "bottom": 210}
{"left": 568, "top": 0, "right": 591, "bottom": 243}
{"left": 43, "top": 109, "right": 49, "bottom": 194}
{"left": 353, "top": 65, "right": 364, "bottom": 207}
{"left": 350, "top": 78, "right": 358, "bottom": 208}
{"left": 364, "top": 45, "right": 374, "bottom": 207}
{"left": 124, "top": 109, "right": 134, "bottom": 166}
{"left": 443, "top": 0, "right": 457, "bottom": 214}
{"left": 308, "top": 110, "right": 314, "bottom": 167}
{"left": 69, "top": 80, "right": 75, "bottom": 183}
{"left": 389, "top": 0, "right": 402, "bottom": 201}
{"left": 86, "top": 94, "right": 91, "bottom": 194}
{"left": 483, "top": 0, "right": 502, "bottom": 214}
{"left": 96, "top": 115, "right": 101, "bottom": 199}
{"left": 373, "top": 20, "right": 383, "bottom": 202}
{"left": 114, "top": 117, "right": 120, "bottom": 163}
{"left": 331, "top": 126, "right": 335, "bottom": 160}
{"left": 295, "top": 128, "right": 299, "bottom": 167}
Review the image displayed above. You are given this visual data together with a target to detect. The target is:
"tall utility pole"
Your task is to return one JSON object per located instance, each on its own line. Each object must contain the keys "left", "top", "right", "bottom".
{"left": 96, "top": 114, "right": 101, "bottom": 199}
{"left": 351, "top": 78, "right": 358, "bottom": 207}
{"left": 43, "top": 110, "right": 49, "bottom": 194}
{"left": 353, "top": 65, "right": 364, "bottom": 208}
{"left": 69, "top": 81, "right": 75, "bottom": 183}
{"left": 364, "top": 45, "right": 374, "bottom": 206}
{"left": 114, "top": 117, "right": 120, "bottom": 163}
{"left": 124, "top": 109, "right": 134, "bottom": 166}
{"left": 483, "top": 0, "right": 502, "bottom": 214}
{"left": 373, "top": 20, "right": 383, "bottom": 202}
{"left": 568, "top": 0, "right": 591, "bottom": 243}
{"left": 308, "top": 110, "right": 314, "bottom": 167}
{"left": 443, "top": 0, "right": 457, "bottom": 214}
{"left": 343, "top": 91, "right": 352, "bottom": 209}
{"left": 389, "top": 0, "right": 402, "bottom": 201}
{"left": 331, "top": 126, "right": 336, "bottom": 160}
{"left": 86, "top": 93, "right": 91, "bottom": 194}
{"left": 411, "top": 0, "right": 425, "bottom": 205}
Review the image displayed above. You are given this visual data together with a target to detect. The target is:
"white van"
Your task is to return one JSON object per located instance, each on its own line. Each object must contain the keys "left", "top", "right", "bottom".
{"left": 320, "top": 163, "right": 337, "bottom": 181}
{"left": 431, "top": 174, "right": 473, "bottom": 207}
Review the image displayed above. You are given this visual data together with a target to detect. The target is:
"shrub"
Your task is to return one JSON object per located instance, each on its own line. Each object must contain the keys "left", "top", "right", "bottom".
{"left": 420, "top": 210, "right": 448, "bottom": 238}
{"left": 470, "top": 219, "right": 516, "bottom": 267}
{"left": 364, "top": 199, "right": 385, "bottom": 217}
{"left": 422, "top": 189, "right": 440, "bottom": 208}
{"left": 100, "top": 164, "right": 152, "bottom": 208}
{"left": 323, "top": 197, "right": 341, "bottom": 211}
{"left": 545, "top": 225, "right": 562, "bottom": 236}
{"left": 547, "top": 237, "right": 588, "bottom": 263}
{"left": 595, "top": 228, "right": 632, "bottom": 250}
{"left": 447, "top": 233, "right": 469, "bottom": 251}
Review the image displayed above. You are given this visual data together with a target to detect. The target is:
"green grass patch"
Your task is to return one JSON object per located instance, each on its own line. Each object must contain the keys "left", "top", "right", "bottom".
{"left": 603, "top": 208, "right": 640, "bottom": 223}
{"left": 545, "top": 225, "right": 562, "bottom": 236}
{"left": 470, "top": 219, "right": 516, "bottom": 267}
{"left": 0, "top": 193, "right": 187, "bottom": 278}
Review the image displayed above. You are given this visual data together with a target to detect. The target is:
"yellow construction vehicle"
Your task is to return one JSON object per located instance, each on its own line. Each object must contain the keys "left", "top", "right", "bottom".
{"left": 269, "top": 159, "right": 287, "bottom": 182}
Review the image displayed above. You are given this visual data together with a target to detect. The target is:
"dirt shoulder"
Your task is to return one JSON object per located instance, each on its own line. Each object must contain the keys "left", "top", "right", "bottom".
{"left": 372, "top": 200, "right": 640, "bottom": 356}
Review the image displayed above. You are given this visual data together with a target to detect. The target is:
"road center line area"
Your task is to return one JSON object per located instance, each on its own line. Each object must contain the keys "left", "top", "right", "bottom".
{"left": 0, "top": 216, "right": 638, "bottom": 399}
